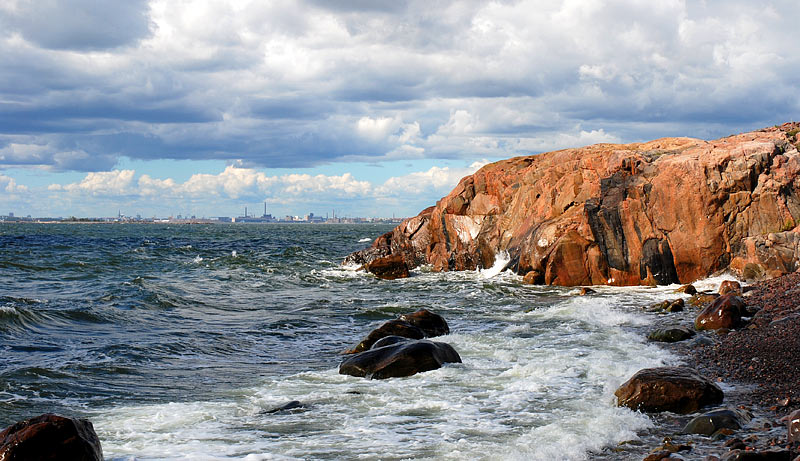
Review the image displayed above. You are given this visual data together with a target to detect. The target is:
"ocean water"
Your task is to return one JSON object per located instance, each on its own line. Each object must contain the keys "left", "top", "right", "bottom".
{"left": 0, "top": 223, "right": 722, "bottom": 460}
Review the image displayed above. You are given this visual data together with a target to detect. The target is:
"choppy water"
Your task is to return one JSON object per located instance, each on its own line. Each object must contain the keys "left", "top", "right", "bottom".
{"left": 0, "top": 223, "right": 728, "bottom": 460}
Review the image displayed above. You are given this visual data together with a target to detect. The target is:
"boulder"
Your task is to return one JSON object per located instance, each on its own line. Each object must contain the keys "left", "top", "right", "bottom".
{"left": 370, "top": 335, "right": 411, "bottom": 349}
{"left": 0, "top": 413, "right": 103, "bottom": 461}
{"left": 786, "top": 408, "right": 800, "bottom": 443}
{"left": 264, "top": 400, "right": 305, "bottom": 414}
{"left": 365, "top": 253, "right": 410, "bottom": 280}
{"left": 579, "top": 287, "right": 596, "bottom": 295}
{"left": 346, "top": 123, "right": 800, "bottom": 287}
{"left": 676, "top": 284, "right": 698, "bottom": 295}
{"left": 695, "top": 295, "right": 747, "bottom": 331}
{"left": 647, "top": 326, "right": 696, "bottom": 343}
{"left": 339, "top": 339, "right": 462, "bottom": 379}
{"left": 399, "top": 309, "right": 449, "bottom": 337}
{"left": 615, "top": 367, "right": 723, "bottom": 414}
{"left": 522, "top": 270, "right": 542, "bottom": 285}
{"left": 666, "top": 298, "right": 684, "bottom": 312}
{"left": 718, "top": 280, "right": 742, "bottom": 296}
{"left": 688, "top": 293, "right": 720, "bottom": 307}
{"left": 345, "top": 319, "right": 425, "bottom": 354}
{"left": 682, "top": 408, "right": 749, "bottom": 435}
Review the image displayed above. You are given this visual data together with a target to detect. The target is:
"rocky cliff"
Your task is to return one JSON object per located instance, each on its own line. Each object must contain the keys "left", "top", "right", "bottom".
{"left": 346, "top": 123, "right": 800, "bottom": 286}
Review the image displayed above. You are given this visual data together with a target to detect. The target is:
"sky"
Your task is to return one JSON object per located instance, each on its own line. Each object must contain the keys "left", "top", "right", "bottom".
{"left": 1, "top": 0, "right": 799, "bottom": 218}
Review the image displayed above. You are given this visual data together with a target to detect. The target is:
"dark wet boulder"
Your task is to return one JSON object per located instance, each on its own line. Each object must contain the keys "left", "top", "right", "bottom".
{"left": 339, "top": 339, "right": 461, "bottom": 379}
{"left": 615, "top": 367, "right": 723, "bottom": 414}
{"left": 647, "top": 326, "right": 696, "bottom": 343}
{"left": 682, "top": 408, "right": 749, "bottom": 435}
{"left": 0, "top": 413, "right": 103, "bottom": 461}
{"left": 665, "top": 298, "right": 684, "bottom": 312}
{"left": 522, "top": 270, "right": 543, "bottom": 285}
{"left": 371, "top": 335, "right": 411, "bottom": 349}
{"left": 399, "top": 309, "right": 449, "bottom": 337}
{"left": 578, "top": 287, "right": 596, "bottom": 295}
{"left": 718, "top": 280, "right": 742, "bottom": 296}
{"left": 695, "top": 295, "right": 747, "bottom": 331}
{"left": 675, "top": 284, "right": 698, "bottom": 295}
{"left": 365, "top": 254, "right": 410, "bottom": 280}
{"left": 346, "top": 319, "right": 425, "bottom": 354}
{"left": 264, "top": 400, "right": 305, "bottom": 414}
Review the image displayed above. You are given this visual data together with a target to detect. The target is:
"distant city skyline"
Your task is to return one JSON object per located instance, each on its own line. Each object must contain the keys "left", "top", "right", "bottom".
{"left": 2, "top": 1, "right": 799, "bottom": 218}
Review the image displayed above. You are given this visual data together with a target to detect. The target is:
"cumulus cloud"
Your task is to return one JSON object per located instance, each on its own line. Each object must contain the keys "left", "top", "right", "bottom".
{"left": 0, "top": 0, "right": 798, "bottom": 174}
{"left": 47, "top": 161, "right": 489, "bottom": 215}
{"left": 0, "top": 174, "right": 27, "bottom": 193}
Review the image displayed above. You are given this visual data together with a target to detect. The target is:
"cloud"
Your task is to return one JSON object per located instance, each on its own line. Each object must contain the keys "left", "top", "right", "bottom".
{"left": 0, "top": 174, "right": 27, "bottom": 193}
{"left": 0, "top": 0, "right": 798, "bottom": 173}
{"left": 47, "top": 161, "right": 489, "bottom": 214}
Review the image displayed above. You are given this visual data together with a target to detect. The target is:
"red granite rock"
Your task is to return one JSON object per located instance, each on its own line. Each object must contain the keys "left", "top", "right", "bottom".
{"left": 348, "top": 123, "right": 800, "bottom": 286}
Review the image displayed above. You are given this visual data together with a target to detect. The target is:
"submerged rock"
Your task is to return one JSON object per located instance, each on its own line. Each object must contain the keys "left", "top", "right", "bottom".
{"left": 647, "top": 326, "right": 696, "bottom": 343}
{"left": 339, "top": 339, "right": 462, "bottom": 379}
{"left": 682, "top": 408, "right": 749, "bottom": 435}
{"left": 695, "top": 295, "right": 747, "bottom": 331}
{"left": 0, "top": 413, "right": 103, "bottom": 461}
{"left": 264, "top": 400, "right": 306, "bottom": 414}
{"left": 785, "top": 408, "right": 800, "bottom": 443}
{"left": 615, "top": 367, "right": 723, "bottom": 414}
{"left": 345, "top": 123, "right": 800, "bottom": 286}
{"left": 720, "top": 449, "right": 793, "bottom": 460}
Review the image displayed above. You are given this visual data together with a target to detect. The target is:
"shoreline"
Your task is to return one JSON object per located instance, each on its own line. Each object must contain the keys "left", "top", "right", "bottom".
{"left": 621, "top": 274, "right": 800, "bottom": 460}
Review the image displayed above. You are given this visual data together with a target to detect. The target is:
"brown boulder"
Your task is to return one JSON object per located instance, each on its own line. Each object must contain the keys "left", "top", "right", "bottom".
{"left": 345, "top": 319, "right": 425, "bottom": 354}
{"left": 346, "top": 123, "right": 800, "bottom": 286}
{"left": 675, "top": 284, "right": 698, "bottom": 295}
{"left": 365, "top": 254, "right": 409, "bottom": 280}
{"left": 399, "top": 309, "right": 449, "bottom": 337}
{"left": 339, "top": 339, "right": 462, "bottom": 379}
{"left": 719, "top": 280, "right": 742, "bottom": 295}
{"left": 689, "top": 292, "right": 720, "bottom": 307}
{"left": 695, "top": 294, "right": 747, "bottom": 330}
{"left": 522, "top": 270, "right": 542, "bottom": 285}
{"left": 0, "top": 413, "right": 103, "bottom": 461}
{"left": 786, "top": 409, "right": 800, "bottom": 443}
{"left": 615, "top": 367, "right": 723, "bottom": 414}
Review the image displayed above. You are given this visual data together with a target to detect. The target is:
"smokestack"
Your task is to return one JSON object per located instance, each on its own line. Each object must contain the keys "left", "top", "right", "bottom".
{"left": 245, "top": 206, "right": 247, "bottom": 218}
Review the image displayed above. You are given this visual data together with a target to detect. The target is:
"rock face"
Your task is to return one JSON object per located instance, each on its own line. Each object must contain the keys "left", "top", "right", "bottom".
{"left": 339, "top": 339, "right": 462, "bottom": 379}
{"left": 615, "top": 367, "right": 724, "bottom": 414}
{"left": 0, "top": 413, "right": 104, "bottom": 461}
{"left": 695, "top": 294, "right": 747, "bottom": 331}
{"left": 346, "top": 123, "right": 800, "bottom": 286}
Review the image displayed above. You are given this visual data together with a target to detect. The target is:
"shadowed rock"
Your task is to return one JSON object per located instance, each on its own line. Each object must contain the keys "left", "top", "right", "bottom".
{"left": 339, "top": 339, "right": 462, "bottom": 379}
{"left": 615, "top": 367, "right": 723, "bottom": 414}
{"left": 0, "top": 413, "right": 103, "bottom": 461}
{"left": 676, "top": 284, "right": 698, "bottom": 295}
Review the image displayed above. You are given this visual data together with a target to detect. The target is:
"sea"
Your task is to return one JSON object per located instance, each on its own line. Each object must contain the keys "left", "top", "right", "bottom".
{"left": 0, "top": 223, "right": 737, "bottom": 460}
